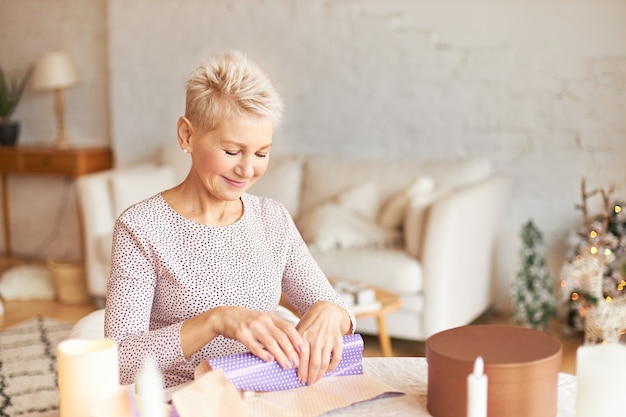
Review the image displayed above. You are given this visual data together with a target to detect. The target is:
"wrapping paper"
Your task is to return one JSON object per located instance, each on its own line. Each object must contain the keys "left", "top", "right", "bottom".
{"left": 206, "top": 334, "right": 364, "bottom": 392}
{"left": 242, "top": 374, "right": 404, "bottom": 417}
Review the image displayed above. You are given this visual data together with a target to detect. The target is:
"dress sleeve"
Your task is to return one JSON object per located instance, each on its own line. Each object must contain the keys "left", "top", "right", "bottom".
{"left": 104, "top": 215, "right": 187, "bottom": 385}
{"left": 279, "top": 205, "right": 356, "bottom": 333}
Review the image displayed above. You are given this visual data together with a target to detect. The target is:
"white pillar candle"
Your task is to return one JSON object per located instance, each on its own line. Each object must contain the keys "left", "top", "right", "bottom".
{"left": 57, "top": 338, "right": 120, "bottom": 417}
{"left": 467, "top": 356, "right": 488, "bottom": 417}
{"left": 136, "top": 356, "right": 166, "bottom": 417}
{"left": 576, "top": 343, "right": 626, "bottom": 417}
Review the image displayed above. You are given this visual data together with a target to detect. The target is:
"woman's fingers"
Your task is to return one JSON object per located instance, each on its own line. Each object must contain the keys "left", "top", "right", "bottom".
{"left": 212, "top": 304, "right": 347, "bottom": 385}
{"left": 327, "top": 343, "right": 342, "bottom": 372}
{"left": 217, "top": 307, "right": 303, "bottom": 369}
{"left": 254, "top": 321, "right": 301, "bottom": 369}
{"left": 293, "top": 301, "right": 348, "bottom": 384}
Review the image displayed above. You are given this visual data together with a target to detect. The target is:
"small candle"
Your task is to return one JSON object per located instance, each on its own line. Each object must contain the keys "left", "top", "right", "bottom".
{"left": 467, "top": 356, "right": 488, "bottom": 417}
{"left": 576, "top": 343, "right": 626, "bottom": 417}
{"left": 136, "top": 356, "right": 166, "bottom": 417}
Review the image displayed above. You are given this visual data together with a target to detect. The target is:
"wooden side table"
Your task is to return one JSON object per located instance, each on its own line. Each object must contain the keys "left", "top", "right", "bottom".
{"left": 0, "top": 146, "right": 113, "bottom": 258}
{"left": 350, "top": 285, "right": 401, "bottom": 357}
{"left": 280, "top": 280, "right": 401, "bottom": 357}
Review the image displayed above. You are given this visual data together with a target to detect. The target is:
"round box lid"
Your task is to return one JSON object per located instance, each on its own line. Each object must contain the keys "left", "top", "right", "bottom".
{"left": 426, "top": 325, "right": 563, "bottom": 417}
{"left": 426, "top": 324, "right": 562, "bottom": 382}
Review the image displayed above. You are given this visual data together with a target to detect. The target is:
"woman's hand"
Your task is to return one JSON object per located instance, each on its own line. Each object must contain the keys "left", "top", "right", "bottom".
{"left": 182, "top": 306, "right": 305, "bottom": 370}
{"left": 294, "top": 301, "right": 351, "bottom": 385}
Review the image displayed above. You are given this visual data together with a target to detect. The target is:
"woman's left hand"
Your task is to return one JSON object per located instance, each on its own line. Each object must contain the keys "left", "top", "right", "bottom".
{"left": 294, "top": 301, "right": 350, "bottom": 385}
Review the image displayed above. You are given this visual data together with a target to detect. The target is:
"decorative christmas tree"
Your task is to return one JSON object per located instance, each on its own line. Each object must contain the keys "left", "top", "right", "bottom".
{"left": 560, "top": 179, "right": 626, "bottom": 334}
{"left": 511, "top": 219, "right": 558, "bottom": 330}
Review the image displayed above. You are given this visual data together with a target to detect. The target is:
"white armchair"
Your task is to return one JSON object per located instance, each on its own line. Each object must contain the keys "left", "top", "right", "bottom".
{"left": 75, "top": 146, "right": 190, "bottom": 302}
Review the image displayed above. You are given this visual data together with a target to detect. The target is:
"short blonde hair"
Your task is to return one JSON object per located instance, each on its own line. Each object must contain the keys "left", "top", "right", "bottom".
{"left": 184, "top": 51, "right": 284, "bottom": 132}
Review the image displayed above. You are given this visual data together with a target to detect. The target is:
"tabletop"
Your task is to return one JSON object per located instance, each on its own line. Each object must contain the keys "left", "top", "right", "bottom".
{"left": 326, "top": 357, "right": 577, "bottom": 417}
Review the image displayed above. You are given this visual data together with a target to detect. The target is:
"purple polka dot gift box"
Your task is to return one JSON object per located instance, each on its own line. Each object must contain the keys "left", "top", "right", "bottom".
{"left": 206, "top": 334, "right": 364, "bottom": 392}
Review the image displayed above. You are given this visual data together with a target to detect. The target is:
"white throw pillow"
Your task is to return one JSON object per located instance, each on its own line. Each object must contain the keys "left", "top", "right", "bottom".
{"left": 335, "top": 181, "right": 380, "bottom": 220}
{"left": 378, "top": 176, "right": 436, "bottom": 230}
{"left": 403, "top": 185, "right": 450, "bottom": 258}
{"left": 297, "top": 182, "right": 400, "bottom": 251}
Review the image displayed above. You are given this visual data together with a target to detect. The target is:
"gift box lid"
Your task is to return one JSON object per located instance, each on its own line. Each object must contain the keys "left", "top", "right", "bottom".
{"left": 426, "top": 324, "right": 562, "bottom": 383}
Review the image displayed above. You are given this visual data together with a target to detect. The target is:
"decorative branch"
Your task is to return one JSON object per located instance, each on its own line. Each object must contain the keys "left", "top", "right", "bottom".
{"left": 576, "top": 179, "right": 599, "bottom": 230}
{"left": 576, "top": 178, "right": 615, "bottom": 248}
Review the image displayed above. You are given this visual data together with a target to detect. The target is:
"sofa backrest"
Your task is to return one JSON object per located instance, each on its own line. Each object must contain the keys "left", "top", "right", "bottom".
{"left": 298, "top": 156, "right": 494, "bottom": 217}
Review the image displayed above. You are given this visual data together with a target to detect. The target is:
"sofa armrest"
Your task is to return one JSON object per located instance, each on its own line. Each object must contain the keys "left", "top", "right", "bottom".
{"left": 76, "top": 163, "right": 177, "bottom": 298}
{"left": 76, "top": 169, "right": 119, "bottom": 298}
{"left": 419, "top": 175, "right": 511, "bottom": 337}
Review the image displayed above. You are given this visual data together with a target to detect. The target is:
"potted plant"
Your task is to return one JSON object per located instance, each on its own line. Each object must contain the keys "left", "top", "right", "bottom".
{"left": 0, "top": 65, "right": 32, "bottom": 146}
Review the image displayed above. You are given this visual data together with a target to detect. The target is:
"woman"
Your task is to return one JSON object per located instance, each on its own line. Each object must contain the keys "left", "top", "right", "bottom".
{"left": 104, "top": 51, "right": 355, "bottom": 389}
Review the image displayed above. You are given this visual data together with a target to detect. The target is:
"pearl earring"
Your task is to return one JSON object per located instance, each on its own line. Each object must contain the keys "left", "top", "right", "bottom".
{"left": 182, "top": 149, "right": 189, "bottom": 154}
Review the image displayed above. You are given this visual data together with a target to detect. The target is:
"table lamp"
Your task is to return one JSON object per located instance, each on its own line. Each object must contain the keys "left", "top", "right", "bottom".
{"left": 31, "top": 50, "right": 79, "bottom": 148}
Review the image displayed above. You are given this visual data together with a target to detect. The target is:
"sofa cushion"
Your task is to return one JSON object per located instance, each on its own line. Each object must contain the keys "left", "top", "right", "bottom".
{"left": 249, "top": 155, "right": 303, "bottom": 217}
{"left": 299, "top": 156, "right": 493, "bottom": 216}
{"left": 403, "top": 185, "right": 451, "bottom": 258}
{"left": 378, "top": 176, "right": 435, "bottom": 230}
{"left": 308, "top": 247, "right": 423, "bottom": 296}
{"left": 111, "top": 164, "right": 177, "bottom": 217}
{"left": 297, "top": 182, "right": 400, "bottom": 251}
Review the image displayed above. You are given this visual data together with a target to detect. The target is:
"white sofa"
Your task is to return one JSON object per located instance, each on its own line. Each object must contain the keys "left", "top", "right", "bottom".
{"left": 76, "top": 142, "right": 510, "bottom": 341}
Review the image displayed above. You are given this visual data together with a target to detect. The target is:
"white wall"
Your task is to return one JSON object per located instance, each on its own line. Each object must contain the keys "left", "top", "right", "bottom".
{"left": 2, "top": 0, "right": 626, "bottom": 313}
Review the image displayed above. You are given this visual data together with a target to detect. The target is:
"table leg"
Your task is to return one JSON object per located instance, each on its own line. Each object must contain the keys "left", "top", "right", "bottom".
{"left": 1, "top": 173, "right": 11, "bottom": 257}
{"left": 376, "top": 313, "right": 394, "bottom": 357}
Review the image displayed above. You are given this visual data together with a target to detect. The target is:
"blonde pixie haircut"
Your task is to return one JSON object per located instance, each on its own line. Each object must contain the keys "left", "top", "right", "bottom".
{"left": 184, "top": 51, "right": 284, "bottom": 132}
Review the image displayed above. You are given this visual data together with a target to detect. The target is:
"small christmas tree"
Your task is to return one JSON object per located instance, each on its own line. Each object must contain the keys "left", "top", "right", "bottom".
{"left": 511, "top": 219, "right": 558, "bottom": 330}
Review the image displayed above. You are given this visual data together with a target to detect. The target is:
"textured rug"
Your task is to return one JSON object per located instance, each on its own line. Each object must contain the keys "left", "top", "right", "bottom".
{"left": 0, "top": 317, "right": 73, "bottom": 417}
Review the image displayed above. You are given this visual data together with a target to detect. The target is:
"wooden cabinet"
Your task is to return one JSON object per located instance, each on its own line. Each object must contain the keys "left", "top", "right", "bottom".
{"left": 0, "top": 146, "right": 112, "bottom": 176}
{"left": 0, "top": 146, "right": 113, "bottom": 257}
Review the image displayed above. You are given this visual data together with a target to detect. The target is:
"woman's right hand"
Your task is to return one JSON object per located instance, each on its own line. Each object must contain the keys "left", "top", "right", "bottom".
{"left": 181, "top": 306, "right": 305, "bottom": 371}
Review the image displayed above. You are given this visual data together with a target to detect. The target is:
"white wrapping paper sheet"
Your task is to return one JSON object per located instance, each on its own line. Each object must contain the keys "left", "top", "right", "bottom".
{"left": 241, "top": 374, "right": 404, "bottom": 417}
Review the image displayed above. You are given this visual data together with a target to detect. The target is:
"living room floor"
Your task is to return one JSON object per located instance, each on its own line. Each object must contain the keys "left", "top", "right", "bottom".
{"left": 0, "top": 298, "right": 582, "bottom": 375}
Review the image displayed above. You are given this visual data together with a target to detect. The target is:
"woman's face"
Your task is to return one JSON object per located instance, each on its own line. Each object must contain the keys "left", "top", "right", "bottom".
{"left": 181, "top": 115, "right": 273, "bottom": 203}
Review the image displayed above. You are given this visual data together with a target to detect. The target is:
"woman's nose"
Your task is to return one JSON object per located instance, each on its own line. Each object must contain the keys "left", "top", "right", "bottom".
{"left": 235, "top": 156, "right": 255, "bottom": 178}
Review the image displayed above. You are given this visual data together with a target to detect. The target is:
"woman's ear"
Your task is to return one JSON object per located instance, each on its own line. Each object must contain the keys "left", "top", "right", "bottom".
{"left": 177, "top": 116, "right": 193, "bottom": 151}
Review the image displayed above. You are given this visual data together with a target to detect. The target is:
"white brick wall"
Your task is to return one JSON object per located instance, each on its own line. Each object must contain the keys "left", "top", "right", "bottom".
{"left": 2, "top": 0, "right": 625, "bottom": 313}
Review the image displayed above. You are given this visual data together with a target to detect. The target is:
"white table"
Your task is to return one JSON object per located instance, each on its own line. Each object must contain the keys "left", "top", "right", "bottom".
{"left": 326, "top": 357, "right": 577, "bottom": 416}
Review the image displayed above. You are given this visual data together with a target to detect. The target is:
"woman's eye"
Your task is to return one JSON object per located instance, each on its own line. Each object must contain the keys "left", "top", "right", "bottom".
{"left": 256, "top": 153, "right": 268, "bottom": 158}
{"left": 225, "top": 150, "right": 238, "bottom": 156}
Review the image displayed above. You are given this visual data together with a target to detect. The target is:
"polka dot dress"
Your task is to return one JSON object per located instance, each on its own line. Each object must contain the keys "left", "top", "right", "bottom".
{"left": 104, "top": 193, "right": 355, "bottom": 388}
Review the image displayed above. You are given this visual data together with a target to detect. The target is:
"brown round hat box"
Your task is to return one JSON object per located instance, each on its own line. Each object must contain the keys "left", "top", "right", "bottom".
{"left": 426, "top": 324, "right": 562, "bottom": 417}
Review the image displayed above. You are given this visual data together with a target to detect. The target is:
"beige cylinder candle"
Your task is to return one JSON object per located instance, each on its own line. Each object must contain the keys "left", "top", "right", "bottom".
{"left": 57, "top": 338, "right": 120, "bottom": 417}
{"left": 576, "top": 343, "right": 626, "bottom": 417}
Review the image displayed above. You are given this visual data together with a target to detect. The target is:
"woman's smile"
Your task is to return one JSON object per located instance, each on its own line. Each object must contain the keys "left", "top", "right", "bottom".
{"left": 223, "top": 176, "right": 248, "bottom": 188}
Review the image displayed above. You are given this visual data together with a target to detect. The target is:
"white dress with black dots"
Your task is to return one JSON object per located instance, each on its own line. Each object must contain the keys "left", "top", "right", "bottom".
{"left": 104, "top": 192, "right": 355, "bottom": 388}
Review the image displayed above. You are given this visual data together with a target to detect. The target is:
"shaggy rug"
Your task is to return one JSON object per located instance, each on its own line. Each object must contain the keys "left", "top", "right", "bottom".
{"left": 0, "top": 317, "right": 73, "bottom": 417}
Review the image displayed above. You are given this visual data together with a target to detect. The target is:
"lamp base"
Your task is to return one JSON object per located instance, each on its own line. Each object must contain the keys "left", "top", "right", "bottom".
{"left": 55, "top": 134, "right": 71, "bottom": 148}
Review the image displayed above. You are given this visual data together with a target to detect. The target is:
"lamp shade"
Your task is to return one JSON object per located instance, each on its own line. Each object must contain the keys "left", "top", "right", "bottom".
{"left": 31, "top": 50, "right": 79, "bottom": 91}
